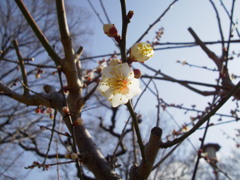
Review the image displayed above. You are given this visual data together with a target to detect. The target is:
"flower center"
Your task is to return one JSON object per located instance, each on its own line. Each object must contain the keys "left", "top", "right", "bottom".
{"left": 107, "top": 70, "right": 129, "bottom": 94}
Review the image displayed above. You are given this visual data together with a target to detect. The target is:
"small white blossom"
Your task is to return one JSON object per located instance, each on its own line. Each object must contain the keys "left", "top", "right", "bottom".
{"left": 130, "top": 42, "right": 154, "bottom": 62}
{"left": 97, "top": 60, "right": 141, "bottom": 107}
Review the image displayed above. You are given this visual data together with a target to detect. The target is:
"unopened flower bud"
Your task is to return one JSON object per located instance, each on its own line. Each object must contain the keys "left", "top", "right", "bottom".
{"left": 41, "top": 108, "right": 45, "bottom": 114}
{"left": 35, "top": 108, "right": 41, "bottom": 113}
{"left": 73, "top": 118, "right": 83, "bottom": 126}
{"left": 40, "top": 126, "right": 46, "bottom": 130}
{"left": 103, "top": 24, "right": 118, "bottom": 37}
{"left": 24, "top": 57, "right": 34, "bottom": 61}
{"left": 130, "top": 42, "right": 154, "bottom": 62}
{"left": 49, "top": 114, "right": 54, "bottom": 119}
{"left": 133, "top": 69, "right": 142, "bottom": 78}
{"left": 62, "top": 106, "right": 70, "bottom": 114}
{"left": 35, "top": 73, "right": 41, "bottom": 79}
{"left": 71, "top": 153, "right": 78, "bottom": 160}
{"left": 126, "top": 10, "right": 134, "bottom": 19}
{"left": 57, "top": 65, "right": 62, "bottom": 71}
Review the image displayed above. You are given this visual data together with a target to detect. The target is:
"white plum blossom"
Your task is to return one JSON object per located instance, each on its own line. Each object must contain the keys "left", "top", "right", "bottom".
{"left": 130, "top": 42, "right": 154, "bottom": 62}
{"left": 97, "top": 59, "right": 141, "bottom": 107}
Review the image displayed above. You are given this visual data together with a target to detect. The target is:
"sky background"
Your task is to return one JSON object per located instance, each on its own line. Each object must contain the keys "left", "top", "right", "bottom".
{"left": 20, "top": 0, "right": 240, "bottom": 179}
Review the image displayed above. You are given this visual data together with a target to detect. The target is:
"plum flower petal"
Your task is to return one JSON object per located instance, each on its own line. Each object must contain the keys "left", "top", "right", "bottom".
{"left": 97, "top": 60, "right": 141, "bottom": 107}
{"left": 130, "top": 42, "right": 154, "bottom": 62}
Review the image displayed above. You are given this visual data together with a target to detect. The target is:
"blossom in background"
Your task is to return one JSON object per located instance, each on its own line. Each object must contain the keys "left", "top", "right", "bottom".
{"left": 130, "top": 42, "right": 154, "bottom": 62}
{"left": 97, "top": 59, "right": 141, "bottom": 107}
{"left": 103, "top": 24, "right": 118, "bottom": 37}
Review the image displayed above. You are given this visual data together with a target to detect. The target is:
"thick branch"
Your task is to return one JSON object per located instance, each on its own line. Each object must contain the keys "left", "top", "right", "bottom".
{"left": 55, "top": 0, "right": 82, "bottom": 102}
{"left": 129, "top": 127, "right": 162, "bottom": 180}
{"left": 0, "top": 81, "right": 50, "bottom": 107}
{"left": 55, "top": 0, "right": 74, "bottom": 58}
{"left": 61, "top": 116, "right": 122, "bottom": 180}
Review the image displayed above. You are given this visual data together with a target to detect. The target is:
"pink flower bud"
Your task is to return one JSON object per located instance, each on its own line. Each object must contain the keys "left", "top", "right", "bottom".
{"left": 133, "top": 69, "right": 142, "bottom": 78}
{"left": 35, "top": 73, "right": 41, "bottom": 79}
{"left": 127, "top": 10, "right": 134, "bottom": 19}
{"left": 62, "top": 106, "right": 70, "bottom": 114}
{"left": 103, "top": 24, "right": 118, "bottom": 37}
{"left": 35, "top": 108, "right": 41, "bottom": 113}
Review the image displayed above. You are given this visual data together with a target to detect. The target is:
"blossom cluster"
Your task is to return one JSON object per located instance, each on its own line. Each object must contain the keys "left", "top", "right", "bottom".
{"left": 98, "top": 24, "right": 155, "bottom": 107}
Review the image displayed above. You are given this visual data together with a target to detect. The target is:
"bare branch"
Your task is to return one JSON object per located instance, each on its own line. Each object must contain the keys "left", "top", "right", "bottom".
{"left": 126, "top": 101, "right": 146, "bottom": 163}
{"left": 135, "top": 0, "right": 179, "bottom": 44}
{"left": 55, "top": 0, "right": 74, "bottom": 58}
{"left": 129, "top": 127, "right": 162, "bottom": 180}
{"left": 160, "top": 80, "right": 240, "bottom": 148}
{"left": 12, "top": 40, "right": 29, "bottom": 95}
{"left": 209, "top": 0, "right": 225, "bottom": 53}
{"left": 0, "top": 81, "right": 50, "bottom": 107}
{"left": 14, "top": 0, "right": 62, "bottom": 65}
{"left": 188, "top": 27, "right": 222, "bottom": 69}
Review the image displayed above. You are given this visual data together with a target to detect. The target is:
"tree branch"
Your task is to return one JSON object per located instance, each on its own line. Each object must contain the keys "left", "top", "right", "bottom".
{"left": 55, "top": 0, "right": 74, "bottom": 59}
{"left": 160, "top": 80, "right": 240, "bottom": 148}
{"left": 0, "top": 81, "right": 50, "bottom": 107}
{"left": 129, "top": 127, "right": 162, "bottom": 180}
{"left": 135, "top": 0, "right": 179, "bottom": 44}
{"left": 12, "top": 40, "right": 29, "bottom": 95}
{"left": 14, "top": 0, "right": 62, "bottom": 65}
{"left": 188, "top": 27, "right": 222, "bottom": 69}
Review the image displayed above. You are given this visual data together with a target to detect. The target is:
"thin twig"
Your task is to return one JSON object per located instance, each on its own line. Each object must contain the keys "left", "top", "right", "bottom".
{"left": 152, "top": 80, "right": 161, "bottom": 127}
{"left": 43, "top": 110, "right": 57, "bottom": 164}
{"left": 38, "top": 125, "right": 72, "bottom": 138}
{"left": 119, "top": 0, "right": 128, "bottom": 62}
{"left": 99, "top": 0, "right": 111, "bottom": 23}
{"left": 135, "top": 0, "right": 179, "bottom": 44}
{"left": 220, "top": 0, "right": 240, "bottom": 37}
{"left": 132, "top": 122, "right": 137, "bottom": 164}
{"left": 135, "top": 70, "right": 160, "bottom": 109}
{"left": 86, "top": 0, "right": 104, "bottom": 25}
{"left": 83, "top": 83, "right": 98, "bottom": 102}
{"left": 225, "top": 0, "right": 236, "bottom": 66}
{"left": 209, "top": 0, "right": 225, "bottom": 53}
{"left": 191, "top": 117, "right": 211, "bottom": 180}
{"left": 192, "top": 74, "right": 221, "bottom": 180}
{"left": 25, "top": 160, "right": 75, "bottom": 169}
{"left": 12, "top": 40, "right": 29, "bottom": 95}
{"left": 152, "top": 142, "right": 181, "bottom": 171}
{"left": 160, "top": 79, "right": 240, "bottom": 148}
{"left": 126, "top": 101, "right": 146, "bottom": 163}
